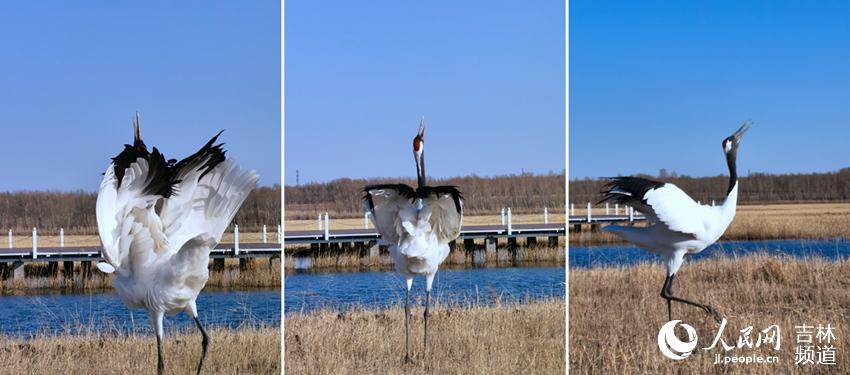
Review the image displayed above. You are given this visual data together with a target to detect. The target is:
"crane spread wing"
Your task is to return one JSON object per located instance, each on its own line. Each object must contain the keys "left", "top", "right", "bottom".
{"left": 97, "top": 132, "right": 258, "bottom": 274}
{"left": 159, "top": 133, "right": 259, "bottom": 251}
{"left": 96, "top": 145, "right": 173, "bottom": 273}
{"left": 419, "top": 186, "right": 463, "bottom": 243}
{"left": 363, "top": 184, "right": 416, "bottom": 245}
{"left": 599, "top": 177, "right": 706, "bottom": 237}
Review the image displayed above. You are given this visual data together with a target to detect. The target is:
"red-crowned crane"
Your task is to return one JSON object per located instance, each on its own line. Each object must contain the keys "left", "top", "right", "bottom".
{"left": 599, "top": 122, "right": 751, "bottom": 323}
{"left": 363, "top": 118, "right": 463, "bottom": 364}
{"left": 95, "top": 113, "right": 259, "bottom": 375}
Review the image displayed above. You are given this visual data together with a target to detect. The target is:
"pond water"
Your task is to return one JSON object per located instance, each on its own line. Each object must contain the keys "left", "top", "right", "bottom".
{"left": 0, "top": 289, "right": 280, "bottom": 338}
{"left": 569, "top": 239, "right": 850, "bottom": 268}
{"left": 284, "top": 266, "right": 565, "bottom": 314}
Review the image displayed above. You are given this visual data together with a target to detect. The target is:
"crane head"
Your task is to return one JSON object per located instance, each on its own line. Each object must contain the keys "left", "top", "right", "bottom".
{"left": 413, "top": 117, "right": 425, "bottom": 156}
{"left": 413, "top": 117, "right": 426, "bottom": 187}
{"left": 722, "top": 121, "right": 751, "bottom": 154}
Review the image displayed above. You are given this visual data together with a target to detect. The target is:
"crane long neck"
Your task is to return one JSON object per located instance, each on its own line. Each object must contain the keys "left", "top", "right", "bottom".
{"left": 416, "top": 152, "right": 426, "bottom": 188}
{"left": 725, "top": 149, "right": 737, "bottom": 196}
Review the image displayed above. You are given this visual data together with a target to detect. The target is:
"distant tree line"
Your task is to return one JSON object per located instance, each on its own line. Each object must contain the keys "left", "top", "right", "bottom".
{"left": 569, "top": 168, "right": 850, "bottom": 205}
{"left": 284, "top": 172, "right": 567, "bottom": 219}
{"left": 0, "top": 186, "right": 281, "bottom": 234}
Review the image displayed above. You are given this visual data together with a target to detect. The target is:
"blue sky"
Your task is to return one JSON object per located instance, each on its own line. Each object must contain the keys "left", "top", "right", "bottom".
{"left": 570, "top": 0, "right": 850, "bottom": 179}
{"left": 0, "top": 1, "right": 280, "bottom": 191}
{"left": 285, "top": 0, "right": 565, "bottom": 185}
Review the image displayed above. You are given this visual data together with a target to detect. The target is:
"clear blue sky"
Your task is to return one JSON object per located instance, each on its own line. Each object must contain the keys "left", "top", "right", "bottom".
{"left": 0, "top": 1, "right": 280, "bottom": 191}
{"left": 285, "top": 0, "right": 565, "bottom": 185}
{"left": 570, "top": 0, "right": 850, "bottom": 179}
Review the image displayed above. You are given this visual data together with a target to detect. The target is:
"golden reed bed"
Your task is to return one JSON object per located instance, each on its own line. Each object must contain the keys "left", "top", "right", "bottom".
{"left": 285, "top": 299, "right": 565, "bottom": 374}
{"left": 570, "top": 254, "right": 850, "bottom": 373}
{"left": 0, "top": 258, "right": 281, "bottom": 293}
{"left": 0, "top": 326, "right": 280, "bottom": 374}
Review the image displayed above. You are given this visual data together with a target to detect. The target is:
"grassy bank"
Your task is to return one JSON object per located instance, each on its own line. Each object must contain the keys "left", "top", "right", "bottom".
{"left": 283, "top": 244, "right": 565, "bottom": 271}
{"left": 570, "top": 202, "right": 850, "bottom": 245}
{"left": 285, "top": 299, "right": 565, "bottom": 374}
{"left": 0, "top": 258, "right": 281, "bottom": 293}
{"left": 0, "top": 325, "right": 280, "bottom": 374}
{"left": 570, "top": 254, "right": 850, "bottom": 373}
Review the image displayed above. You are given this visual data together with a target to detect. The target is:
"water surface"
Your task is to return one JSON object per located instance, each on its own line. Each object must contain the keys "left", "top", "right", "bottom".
{"left": 0, "top": 289, "right": 280, "bottom": 338}
{"left": 570, "top": 239, "right": 850, "bottom": 269}
{"left": 285, "top": 266, "right": 565, "bottom": 313}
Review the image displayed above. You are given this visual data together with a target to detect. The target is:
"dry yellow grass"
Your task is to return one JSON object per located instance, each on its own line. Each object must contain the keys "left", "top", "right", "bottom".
{"left": 285, "top": 299, "right": 565, "bottom": 374}
{"left": 571, "top": 202, "right": 850, "bottom": 245}
{"left": 284, "top": 213, "right": 565, "bottom": 231}
{"left": 0, "top": 258, "right": 281, "bottom": 293}
{"left": 570, "top": 255, "right": 850, "bottom": 373}
{"left": 0, "top": 325, "right": 280, "bottom": 374}
{"left": 4, "top": 232, "right": 274, "bottom": 248}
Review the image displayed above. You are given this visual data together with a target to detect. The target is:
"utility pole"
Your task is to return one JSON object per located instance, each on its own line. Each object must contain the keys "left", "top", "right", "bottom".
{"left": 296, "top": 169, "right": 300, "bottom": 186}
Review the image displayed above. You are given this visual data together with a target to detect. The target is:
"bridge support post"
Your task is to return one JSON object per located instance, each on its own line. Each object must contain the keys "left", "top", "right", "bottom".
{"left": 572, "top": 224, "right": 582, "bottom": 233}
{"left": 63, "top": 261, "right": 74, "bottom": 278}
{"left": 448, "top": 240, "right": 456, "bottom": 252}
{"left": 548, "top": 236, "right": 559, "bottom": 248}
{"left": 463, "top": 238, "right": 475, "bottom": 251}
{"left": 526, "top": 237, "right": 537, "bottom": 248}
{"left": 213, "top": 258, "right": 225, "bottom": 271}
{"left": 47, "top": 262, "right": 59, "bottom": 277}
{"left": 239, "top": 257, "right": 252, "bottom": 271}
{"left": 485, "top": 237, "right": 497, "bottom": 260}
{"left": 369, "top": 241, "right": 380, "bottom": 258}
{"left": 508, "top": 237, "right": 518, "bottom": 263}
{"left": 341, "top": 242, "right": 352, "bottom": 253}
{"left": 590, "top": 224, "right": 601, "bottom": 232}
{"left": 13, "top": 261, "right": 24, "bottom": 280}
{"left": 507, "top": 237, "right": 517, "bottom": 253}
{"left": 81, "top": 261, "right": 92, "bottom": 279}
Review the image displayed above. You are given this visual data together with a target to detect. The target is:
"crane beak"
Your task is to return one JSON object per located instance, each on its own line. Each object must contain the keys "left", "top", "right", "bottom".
{"left": 418, "top": 117, "right": 426, "bottom": 138}
{"left": 133, "top": 112, "right": 142, "bottom": 143}
{"left": 732, "top": 121, "right": 751, "bottom": 143}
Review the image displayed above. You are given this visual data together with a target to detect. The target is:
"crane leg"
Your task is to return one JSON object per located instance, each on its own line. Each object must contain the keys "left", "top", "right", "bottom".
{"left": 661, "top": 274, "right": 722, "bottom": 323}
{"left": 404, "top": 277, "right": 413, "bottom": 364}
{"left": 661, "top": 275, "right": 673, "bottom": 321}
{"left": 186, "top": 301, "right": 209, "bottom": 374}
{"left": 424, "top": 273, "right": 435, "bottom": 365}
{"left": 424, "top": 289, "right": 430, "bottom": 362}
{"left": 151, "top": 310, "right": 165, "bottom": 375}
{"left": 193, "top": 316, "right": 210, "bottom": 374}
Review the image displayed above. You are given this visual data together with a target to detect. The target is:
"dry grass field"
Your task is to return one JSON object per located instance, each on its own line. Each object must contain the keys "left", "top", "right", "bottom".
{"left": 0, "top": 325, "right": 280, "bottom": 374}
{"left": 570, "top": 202, "right": 850, "bottom": 245}
{"left": 285, "top": 299, "right": 565, "bottom": 374}
{"left": 570, "top": 255, "right": 850, "bottom": 373}
{"left": 284, "top": 213, "right": 565, "bottom": 231}
{"left": 0, "top": 258, "right": 281, "bottom": 293}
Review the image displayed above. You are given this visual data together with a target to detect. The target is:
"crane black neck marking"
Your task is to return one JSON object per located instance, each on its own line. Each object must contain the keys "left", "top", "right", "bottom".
{"left": 416, "top": 153, "right": 426, "bottom": 188}
{"left": 725, "top": 148, "right": 738, "bottom": 195}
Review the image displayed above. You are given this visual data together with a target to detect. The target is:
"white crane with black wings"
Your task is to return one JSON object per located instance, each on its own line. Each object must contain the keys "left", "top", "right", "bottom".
{"left": 96, "top": 113, "right": 259, "bottom": 375}
{"left": 363, "top": 119, "right": 463, "bottom": 364}
{"left": 599, "top": 122, "right": 750, "bottom": 323}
